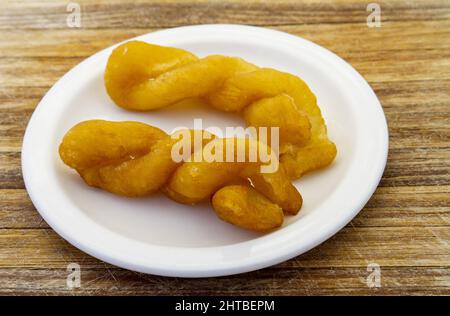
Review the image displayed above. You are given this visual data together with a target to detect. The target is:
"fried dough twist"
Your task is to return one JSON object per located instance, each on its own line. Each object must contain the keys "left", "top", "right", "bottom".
{"left": 59, "top": 41, "right": 338, "bottom": 232}
{"left": 104, "top": 41, "right": 337, "bottom": 179}
{"left": 59, "top": 120, "right": 301, "bottom": 231}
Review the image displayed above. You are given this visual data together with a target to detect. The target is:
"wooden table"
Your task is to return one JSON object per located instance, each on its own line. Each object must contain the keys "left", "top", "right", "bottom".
{"left": 0, "top": 0, "right": 449, "bottom": 295}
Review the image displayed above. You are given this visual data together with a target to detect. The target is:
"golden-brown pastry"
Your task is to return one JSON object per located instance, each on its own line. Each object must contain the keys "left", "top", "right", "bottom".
{"left": 59, "top": 120, "right": 301, "bottom": 231}
{"left": 104, "top": 41, "right": 337, "bottom": 178}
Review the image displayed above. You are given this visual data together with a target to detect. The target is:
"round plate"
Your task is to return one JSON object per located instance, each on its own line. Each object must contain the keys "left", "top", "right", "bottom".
{"left": 22, "top": 24, "right": 388, "bottom": 277}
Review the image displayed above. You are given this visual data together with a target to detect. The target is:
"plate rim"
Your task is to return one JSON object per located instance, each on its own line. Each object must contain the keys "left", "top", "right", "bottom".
{"left": 21, "top": 24, "right": 389, "bottom": 277}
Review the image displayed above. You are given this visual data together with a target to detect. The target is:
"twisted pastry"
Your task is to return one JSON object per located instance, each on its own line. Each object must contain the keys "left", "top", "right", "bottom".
{"left": 59, "top": 41, "right": 338, "bottom": 232}
{"left": 105, "top": 41, "right": 337, "bottom": 179}
{"left": 59, "top": 120, "right": 301, "bottom": 231}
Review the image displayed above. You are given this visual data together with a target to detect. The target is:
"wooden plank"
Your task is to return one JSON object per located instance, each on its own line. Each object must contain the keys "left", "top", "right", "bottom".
{"left": 0, "top": 227, "right": 448, "bottom": 269}
{"left": 0, "top": 190, "right": 45, "bottom": 228}
{"left": 0, "top": 267, "right": 448, "bottom": 295}
{"left": 0, "top": 0, "right": 449, "bottom": 30}
{"left": 1, "top": 20, "right": 449, "bottom": 58}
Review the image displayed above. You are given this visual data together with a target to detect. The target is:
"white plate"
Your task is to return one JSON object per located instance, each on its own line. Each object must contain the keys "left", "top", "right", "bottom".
{"left": 22, "top": 24, "right": 388, "bottom": 277}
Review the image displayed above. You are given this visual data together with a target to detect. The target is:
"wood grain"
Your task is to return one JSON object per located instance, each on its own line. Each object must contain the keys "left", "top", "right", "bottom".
{"left": 0, "top": 0, "right": 449, "bottom": 295}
